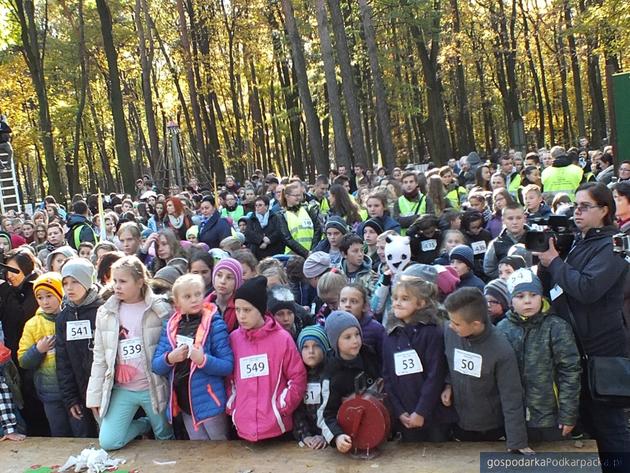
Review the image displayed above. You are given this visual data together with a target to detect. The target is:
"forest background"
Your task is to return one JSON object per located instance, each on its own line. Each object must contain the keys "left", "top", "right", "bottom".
{"left": 0, "top": 0, "right": 628, "bottom": 200}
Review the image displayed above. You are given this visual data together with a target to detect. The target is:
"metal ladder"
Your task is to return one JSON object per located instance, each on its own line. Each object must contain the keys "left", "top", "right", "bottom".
{"left": 0, "top": 150, "right": 20, "bottom": 214}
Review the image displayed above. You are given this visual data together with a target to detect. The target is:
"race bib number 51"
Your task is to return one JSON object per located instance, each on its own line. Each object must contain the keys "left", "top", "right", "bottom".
{"left": 453, "top": 348, "right": 482, "bottom": 378}
{"left": 240, "top": 354, "right": 269, "bottom": 379}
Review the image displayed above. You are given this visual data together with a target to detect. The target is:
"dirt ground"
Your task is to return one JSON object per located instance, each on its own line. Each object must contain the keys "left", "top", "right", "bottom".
{"left": 0, "top": 437, "right": 598, "bottom": 473}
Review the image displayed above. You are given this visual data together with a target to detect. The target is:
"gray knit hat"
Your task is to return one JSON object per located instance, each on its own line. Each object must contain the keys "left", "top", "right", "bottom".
{"left": 61, "top": 257, "right": 95, "bottom": 291}
{"left": 484, "top": 278, "right": 510, "bottom": 311}
{"left": 46, "top": 245, "right": 77, "bottom": 271}
{"left": 325, "top": 216, "right": 349, "bottom": 235}
{"left": 506, "top": 268, "right": 543, "bottom": 298}
{"left": 153, "top": 265, "right": 184, "bottom": 287}
{"left": 400, "top": 263, "right": 438, "bottom": 284}
{"left": 324, "top": 310, "right": 362, "bottom": 357}
{"left": 303, "top": 251, "right": 332, "bottom": 279}
{"left": 449, "top": 244, "right": 474, "bottom": 269}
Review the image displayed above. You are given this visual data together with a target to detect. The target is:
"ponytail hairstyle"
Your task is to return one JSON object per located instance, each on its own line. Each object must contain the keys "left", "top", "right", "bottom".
{"left": 111, "top": 255, "right": 151, "bottom": 298}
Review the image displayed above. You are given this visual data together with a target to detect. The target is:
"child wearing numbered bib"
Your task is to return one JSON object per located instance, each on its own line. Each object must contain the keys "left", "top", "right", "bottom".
{"left": 226, "top": 276, "right": 307, "bottom": 442}
{"left": 18, "top": 272, "right": 70, "bottom": 436}
{"left": 55, "top": 258, "right": 103, "bottom": 438}
{"left": 292, "top": 325, "right": 332, "bottom": 449}
{"left": 382, "top": 277, "right": 454, "bottom": 442}
{"left": 317, "top": 311, "right": 381, "bottom": 453}
{"left": 497, "top": 269, "right": 580, "bottom": 442}
{"left": 86, "top": 256, "right": 174, "bottom": 450}
{"left": 152, "top": 274, "right": 234, "bottom": 440}
{"left": 442, "top": 288, "right": 532, "bottom": 453}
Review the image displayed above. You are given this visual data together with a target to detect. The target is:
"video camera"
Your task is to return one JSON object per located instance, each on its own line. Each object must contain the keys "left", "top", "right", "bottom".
{"left": 613, "top": 234, "right": 630, "bottom": 257}
{"left": 525, "top": 215, "right": 577, "bottom": 255}
{"left": 0, "top": 248, "right": 19, "bottom": 280}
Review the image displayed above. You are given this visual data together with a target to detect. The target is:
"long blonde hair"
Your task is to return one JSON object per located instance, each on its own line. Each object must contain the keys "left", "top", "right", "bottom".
{"left": 111, "top": 255, "right": 151, "bottom": 298}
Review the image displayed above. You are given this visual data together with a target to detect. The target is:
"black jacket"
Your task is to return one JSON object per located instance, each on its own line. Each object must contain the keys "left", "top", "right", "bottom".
{"left": 65, "top": 214, "right": 97, "bottom": 250}
{"left": 545, "top": 225, "right": 628, "bottom": 357}
{"left": 55, "top": 289, "right": 103, "bottom": 409}
{"left": 243, "top": 212, "right": 285, "bottom": 259}
{"left": 277, "top": 205, "right": 322, "bottom": 258}
{"left": 317, "top": 346, "right": 381, "bottom": 446}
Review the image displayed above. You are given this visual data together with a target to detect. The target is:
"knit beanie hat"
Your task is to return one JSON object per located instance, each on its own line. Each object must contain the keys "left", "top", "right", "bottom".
{"left": 303, "top": 251, "right": 332, "bottom": 279}
{"left": 506, "top": 268, "right": 543, "bottom": 298}
{"left": 434, "top": 265, "right": 460, "bottom": 296}
{"left": 234, "top": 276, "right": 268, "bottom": 316}
{"left": 297, "top": 325, "right": 332, "bottom": 354}
{"left": 400, "top": 263, "right": 438, "bottom": 284}
{"left": 153, "top": 265, "right": 184, "bottom": 287}
{"left": 212, "top": 257, "right": 243, "bottom": 292}
{"left": 362, "top": 218, "right": 384, "bottom": 235}
{"left": 33, "top": 272, "right": 64, "bottom": 303}
{"left": 186, "top": 225, "right": 199, "bottom": 240}
{"left": 325, "top": 216, "right": 349, "bottom": 234}
{"left": 484, "top": 278, "right": 510, "bottom": 311}
{"left": 449, "top": 244, "right": 474, "bottom": 269}
{"left": 499, "top": 255, "right": 527, "bottom": 271}
{"left": 267, "top": 286, "right": 296, "bottom": 315}
{"left": 324, "top": 310, "right": 362, "bottom": 357}
{"left": 46, "top": 245, "right": 78, "bottom": 271}
{"left": 61, "top": 257, "right": 95, "bottom": 292}
{"left": 0, "top": 231, "right": 12, "bottom": 250}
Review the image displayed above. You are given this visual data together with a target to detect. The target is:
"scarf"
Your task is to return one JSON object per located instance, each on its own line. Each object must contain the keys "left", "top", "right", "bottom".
{"left": 403, "top": 188, "right": 419, "bottom": 200}
{"left": 65, "top": 287, "right": 101, "bottom": 308}
{"left": 168, "top": 214, "right": 185, "bottom": 229}
{"left": 256, "top": 211, "right": 270, "bottom": 228}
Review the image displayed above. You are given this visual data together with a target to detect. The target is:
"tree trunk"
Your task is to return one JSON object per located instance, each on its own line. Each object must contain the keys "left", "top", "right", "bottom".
{"left": 279, "top": 0, "right": 327, "bottom": 176}
{"left": 532, "top": 6, "right": 555, "bottom": 145}
{"left": 69, "top": 0, "right": 87, "bottom": 194}
{"left": 86, "top": 81, "right": 115, "bottom": 190}
{"left": 564, "top": 0, "right": 586, "bottom": 139}
{"left": 314, "top": 0, "right": 351, "bottom": 170}
{"left": 95, "top": 0, "right": 135, "bottom": 193}
{"left": 358, "top": 0, "right": 397, "bottom": 170}
{"left": 14, "top": 0, "right": 62, "bottom": 199}
{"left": 134, "top": 0, "right": 159, "bottom": 171}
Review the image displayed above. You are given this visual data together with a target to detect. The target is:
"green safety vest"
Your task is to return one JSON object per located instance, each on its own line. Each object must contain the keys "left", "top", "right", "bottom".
{"left": 284, "top": 206, "right": 314, "bottom": 254}
{"left": 398, "top": 195, "right": 427, "bottom": 236}
{"left": 541, "top": 165, "right": 583, "bottom": 200}
{"left": 508, "top": 174, "right": 522, "bottom": 195}
{"left": 319, "top": 197, "right": 330, "bottom": 215}
{"left": 73, "top": 224, "right": 97, "bottom": 249}
{"left": 221, "top": 205, "right": 245, "bottom": 223}
{"left": 445, "top": 187, "right": 467, "bottom": 210}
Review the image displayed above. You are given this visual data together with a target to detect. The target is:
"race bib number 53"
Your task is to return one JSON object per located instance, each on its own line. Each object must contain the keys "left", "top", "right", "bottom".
{"left": 453, "top": 348, "right": 482, "bottom": 378}
{"left": 240, "top": 354, "right": 269, "bottom": 379}
{"left": 394, "top": 350, "right": 423, "bottom": 376}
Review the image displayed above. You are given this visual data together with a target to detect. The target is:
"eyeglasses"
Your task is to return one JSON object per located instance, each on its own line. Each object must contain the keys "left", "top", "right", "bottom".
{"left": 287, "top": 194, "right": 303, "bottom": 198}
{"left": 486, "top": 299, "right": 501, "bottom": 305}
{"left": 574, "top": 203, "right": 603, "bottom": 213}
{"left": 620, "top": 168, "right": 630, "bottom": 173}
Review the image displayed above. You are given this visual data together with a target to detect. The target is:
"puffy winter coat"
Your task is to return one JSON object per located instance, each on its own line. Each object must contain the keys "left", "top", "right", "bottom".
{"left": 243, "top": 211, "right": 285, "bottom": 259}
{"left": 497, "top": 307, "right": 581, "bottom": 428}
{"left": 152, "top": 305, "right": 233, "bottom": 429}
{"left": 198, "top": 211, "right": 232, "bottom": 250}
{"left": 18, "top": 309, "right": 61, "bottom": 402}
{"left": 226, "top": 316, "right": 307, "bottom": 441}
{"left": 85, "top": 290, "right": 171, "bottom": 417}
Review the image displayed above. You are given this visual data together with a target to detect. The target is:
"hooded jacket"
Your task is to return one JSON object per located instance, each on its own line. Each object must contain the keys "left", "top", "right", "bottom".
{"left": 383, "top": 306, "right": 456, "bottom": 426}
{"left": 65, "top": 214, "right": 97, "bottom": 250}
{"left": 85, "top": 290, "right": 171, "bottom": 417}
{"left": 55, "top": 288, "right": 103, "bottom": 409}
{"left": 226, "top": 316, "right": 307, "bottom": 441}
{"left": 444, "top": 322, "right": 528, "bottom": 450}
{"left": 358, "top": 313, "right": 385, "bottom": 362}
{"left": 152, "top": 305, "right": 233, "bottom": 429}
{"left": 338, "top": 255, "right": 377, "bottom": 298}
{"left": 545, "top": 225, "right": 628, "bottom": 357}
{"left": 497, "top": 307, "right": 581, "bottom": 428}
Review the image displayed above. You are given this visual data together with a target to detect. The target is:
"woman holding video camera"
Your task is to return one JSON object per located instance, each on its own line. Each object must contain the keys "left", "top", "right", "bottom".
{"left": 535, "top": 182, "right": 629, "bottom": 472}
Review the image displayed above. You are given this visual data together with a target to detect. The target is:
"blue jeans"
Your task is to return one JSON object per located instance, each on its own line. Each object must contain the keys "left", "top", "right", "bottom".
{"left": 99, "top": 388, "right": 173, "bottom": 450}
{"left": 581, "top": 400, "right": 630, "bottom": 473}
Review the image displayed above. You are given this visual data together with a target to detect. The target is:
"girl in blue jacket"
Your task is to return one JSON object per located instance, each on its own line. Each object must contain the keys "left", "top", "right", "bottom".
{"left": 382, "top": 276, "right": 454, "bottom": 442}
{"left": 152, "top": 274, "right": 234, "bottom": 440}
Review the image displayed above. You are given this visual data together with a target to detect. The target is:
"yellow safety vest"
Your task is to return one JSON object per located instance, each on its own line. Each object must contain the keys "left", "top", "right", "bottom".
{"left": 508, "top": 174, "right": 522, "bottom": 195}
{"left": 284, "top": 206, "right": 314, "bottom": 254}
{"left": 445, "top": 187, "right": 467, "bottom": 210}
{"left": 398, "top": 195, "right": 427, "bottom": 236}
{"left": 541, "top": 165, "right": 583, "bottom": 200}
{"left": 319, "top": 197, "right": 330, "bottom": 215}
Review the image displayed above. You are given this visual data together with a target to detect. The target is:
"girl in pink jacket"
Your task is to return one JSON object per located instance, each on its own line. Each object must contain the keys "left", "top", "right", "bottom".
{"left": 226, "top": 276, "right": 306, "bottom": 442}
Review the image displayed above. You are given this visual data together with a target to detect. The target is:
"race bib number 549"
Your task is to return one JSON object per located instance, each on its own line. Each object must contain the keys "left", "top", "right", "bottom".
{"left": 240, "top": 354, "right": 269, "bottom": 379}
{"left": 453, "top": 348, "right": 482, "bottom": 378}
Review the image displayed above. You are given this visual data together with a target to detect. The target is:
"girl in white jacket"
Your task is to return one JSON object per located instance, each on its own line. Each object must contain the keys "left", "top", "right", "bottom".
{"left": 86, "top": 256, "right": 173, "bottom": 450}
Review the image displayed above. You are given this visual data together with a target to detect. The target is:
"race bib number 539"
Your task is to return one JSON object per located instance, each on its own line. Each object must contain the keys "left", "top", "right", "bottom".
{"left": 453, "top": 348, "right": 482, "bottom": 378}
{"left": 239, "top": 354, "right": 269, "bottom": 379}
{"left": 119, "top": 337, "right": 143, "bottom": 361}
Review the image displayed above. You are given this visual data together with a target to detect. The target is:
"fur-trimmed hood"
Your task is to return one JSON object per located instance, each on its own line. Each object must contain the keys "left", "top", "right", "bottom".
{"left": 386, "top": 304, "right": 447, "bottom": 334}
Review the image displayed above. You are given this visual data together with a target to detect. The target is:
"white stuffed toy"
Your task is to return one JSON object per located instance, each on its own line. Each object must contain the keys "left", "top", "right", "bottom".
{"left": 384, "top": 234, "right": 412, "bottom": 275}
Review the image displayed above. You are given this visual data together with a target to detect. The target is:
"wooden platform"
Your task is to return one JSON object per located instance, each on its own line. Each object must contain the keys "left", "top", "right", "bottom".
{"left": 1, "top": 437, "right": 599, "bottom": 473}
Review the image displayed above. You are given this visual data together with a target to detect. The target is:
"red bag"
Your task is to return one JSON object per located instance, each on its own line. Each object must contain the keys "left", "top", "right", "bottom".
{"left": 0, "top": 344, "right": 12, "bottom": 365}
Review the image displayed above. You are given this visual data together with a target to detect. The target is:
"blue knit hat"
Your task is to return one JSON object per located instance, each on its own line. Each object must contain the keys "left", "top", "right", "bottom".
{"left": 297, "top": 325, "right": 332, "bottom": 354}
{"left": 324, "top": 310, "right": 362, "bottom": 357}
{"left": 449, "top": 244, "right": 474, "bottom": 269}
{"left": 506, "top": 268, "right": 543, "bottom": 298}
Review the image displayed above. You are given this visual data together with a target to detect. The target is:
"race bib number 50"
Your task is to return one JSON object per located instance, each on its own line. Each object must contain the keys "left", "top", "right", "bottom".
{"left": 240, "top": 354, "right": 269, "bottom": 379}
{"left": 453, "top": 348, "right": 482, "bottom": 378}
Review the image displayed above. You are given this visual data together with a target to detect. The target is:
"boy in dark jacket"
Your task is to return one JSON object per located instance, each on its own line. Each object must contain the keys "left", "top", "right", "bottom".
{"left": 442, "top": 288, "right": 532, "bottom": 453}
{"left": 449, "top": 245, "right": 485, "bottom": 291}
{"left": 497, "top": 269, "right": 580, "bottom": 442}
{"left": 292, "top": 325, "right": 332, "bottom": 449}
{"left": 317, "top": 311, "right": 380, "bottom": 453}
{"left": 55, "top": 258, "right": 102, "bottom": 438}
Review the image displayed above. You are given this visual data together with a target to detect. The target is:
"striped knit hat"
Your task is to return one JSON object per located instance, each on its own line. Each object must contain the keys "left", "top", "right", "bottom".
{"left": 297, "top": 325, "right": 332, "bottom": 354}
{"left": 212, "top": 257, "right": 243, "bottom": 293}
{"left": 33, "top": 272, "right": 64, "bottom": 303}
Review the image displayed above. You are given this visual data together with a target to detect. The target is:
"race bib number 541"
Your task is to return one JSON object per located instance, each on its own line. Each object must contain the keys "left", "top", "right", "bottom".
{"left": 240, "top": 354, "right": 269, "bottom": 379}
{"left": 67, "top": 320, "right": 92, "bottom": 341}
{"left": 453, "top": 348, "right": 482, "bottom": 378}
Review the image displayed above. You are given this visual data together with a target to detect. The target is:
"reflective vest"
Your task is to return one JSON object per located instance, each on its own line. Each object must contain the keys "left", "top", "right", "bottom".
{"left": 508, "top": 173, "right": 522, "bottom": 195}
{"left": 319, "top": 196, "right": 330, "bottom": 215}
{"left": 541, "top": 165, "right": 583, "bottom": 200}
{"left": 284, "top": 206, "right": 314, "bottom": 254}
{"left": 398, "top": 195, "right": 427, "bottom": 236}
{"left": 221, "top": 205, "right": 245, "bottom": 223}
{"left": 445, "top": 186, "right": 467, "bottom": 210}
{"left": 72, "top": 224, "right": 97, "bottom": 249}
